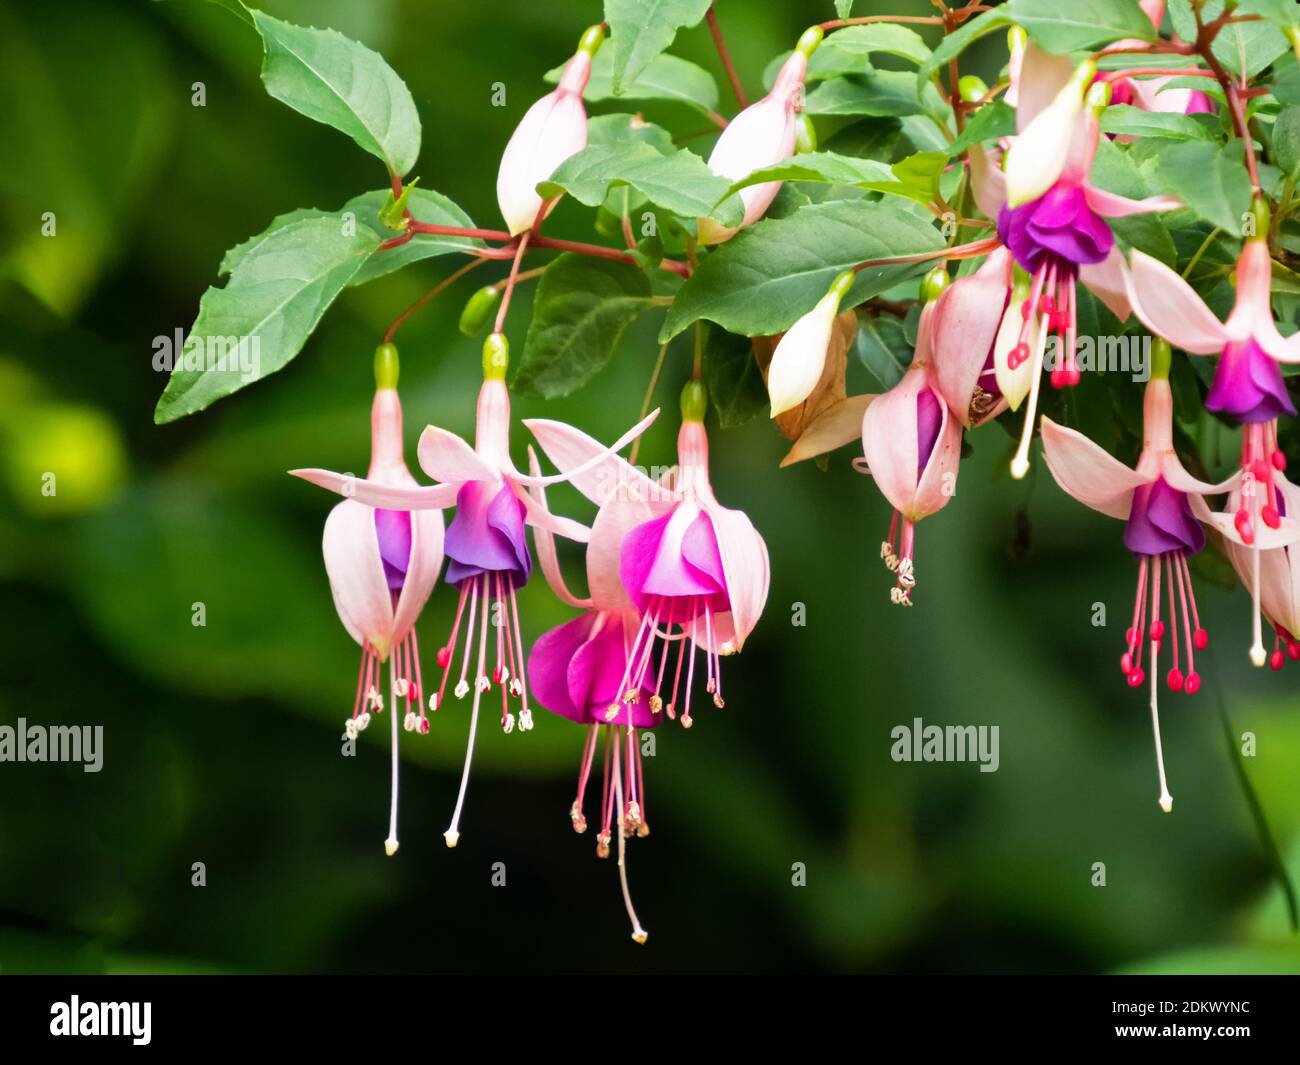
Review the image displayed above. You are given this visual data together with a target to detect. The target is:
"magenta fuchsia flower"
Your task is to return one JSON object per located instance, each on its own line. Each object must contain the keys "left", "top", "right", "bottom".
{"left": 292, "top": 334, "right": 656, "bottom": 847}
{"left": 529, "top": 381, "right": 770, "bottom": 730}
{"left": 975, "top": 59, "right": 1180, "bottom": 478}
{"left": 320, "top": 346, "right": 445, "bottom": 856}
{"left": 1040, "top": 354, "right": 1242, "bottom": 812}
{"left": 858, "top": 297, "right": 962, "bottom": 606}
{"left": 697, "top": 27, "right": 821, "bottom": 245}
{"left": 495, "top": 24, "right": 602, "bottom": 236}
{"left": 1126, "top": 230, "right": 1300, "bottom": 663}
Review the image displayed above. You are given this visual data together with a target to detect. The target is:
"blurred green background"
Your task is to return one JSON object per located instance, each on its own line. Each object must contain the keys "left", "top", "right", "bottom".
{"left": 0, "top": 0, "right": 1298, "bottom": 974}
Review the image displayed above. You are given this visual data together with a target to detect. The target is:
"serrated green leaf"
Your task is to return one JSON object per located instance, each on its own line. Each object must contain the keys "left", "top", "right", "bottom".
{"left": 1100, "top": 104, "right": 1215, "bottom": 141}
{"left": 539, "top": 142, "right": 743, "bottom": 225}
{"left": 1007, "top": 0, "right": 1155, "bottom": 53}
{"left": 854, "top": 315, "right": 911, "bottom": 390}
{"left": 546, "top": 48, "right": 719, "bottom": 115}
{"left": 702, "top": 325, "right": 766, "bottom": 428}
{"left": 1169, "top": 0, "right": 1290, "bottom": 79}
{"left": 604, "top": 0, "right": 711, "bottom": 94}
{"left": 819, "top": 23, "right": 931, "bottom": 65}
{"left": 948, "top": 100, "right": 1016, "bottom": 156}
{"left": 1153, "top": 140, "right": 1254, "bottom": 233}
{"left": 586, "top": 113, "right": 676, "bottom": 154}
{"left": 248, "top": 9, "right": 421, "bottom": 176}
{"left": 834, "top": 0, "right": 855, "bottom": 18}
{"left": 660, "top": 200, "right": 944, "bottom": 341}
{"left": 719, "top": 151, "right": 894, "bottom": 197}
{"left": 516, "top": 254, "right": 656, "bottom": 398}
{"left": 155, "top": 218, "right": 380, "bottom": 423}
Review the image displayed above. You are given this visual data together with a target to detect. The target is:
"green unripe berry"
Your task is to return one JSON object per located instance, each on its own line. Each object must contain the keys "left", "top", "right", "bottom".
{"left": 680, "top": 379, "right": 708, "bottom": 423}
{"left": 374, "top": 343, "right": 400, "bottom": 390}
{"left": 459, "top": 285, "right": 501, "bottom": 336}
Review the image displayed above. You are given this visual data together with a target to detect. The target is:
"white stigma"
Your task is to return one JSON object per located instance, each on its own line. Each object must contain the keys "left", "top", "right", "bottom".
{"left": 444, "top": 829, "right": 460, "bottom": 848}
{"left": 385, "top": 837, "right": 399, "bottom": 856}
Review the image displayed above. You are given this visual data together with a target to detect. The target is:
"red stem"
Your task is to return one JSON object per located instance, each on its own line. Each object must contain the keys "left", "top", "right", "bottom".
{"left": 706, "top": 6, "right": 747, "bottom": 110}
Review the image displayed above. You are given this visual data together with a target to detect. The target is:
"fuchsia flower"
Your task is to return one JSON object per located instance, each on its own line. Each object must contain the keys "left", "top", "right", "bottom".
{"left": 495, "top": 24, "right": 602, "bottom": 236}
{"left": 1223, "top": 473, "right": 1300, "bottom": 669}
{"left": 529, "top": 381, "right": 770, "bottom": 729}
{"left": 1040, "top": 348, "right": 1240, "bottom": 812}
{"left": 1105, "top": 2, "right": 1215, "bottom": 119}
{"left": 858, "top": 294, "right": 962, "bottom": 606}
{"left": 293, "top": 334, "right": 656, "bottom": 847}
{"left": 931, "top": 246, "right": 1014, "bottom": 429}
{"left": 697, "top": 27, "right": 821, "bottom": 245}
{"left": 974, "top": 54, "right": 1181, "bottom": 478}
{"left": 319, "top": 346, "right": 444, "bottom": 856}
{"left": 1126, "top": 230, "right": 1300, "bottom": 663}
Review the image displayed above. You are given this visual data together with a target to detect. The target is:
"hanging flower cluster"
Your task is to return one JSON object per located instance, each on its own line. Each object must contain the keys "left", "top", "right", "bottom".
{"left": 157, "top": 1, "right": 1300, "bottom": 941}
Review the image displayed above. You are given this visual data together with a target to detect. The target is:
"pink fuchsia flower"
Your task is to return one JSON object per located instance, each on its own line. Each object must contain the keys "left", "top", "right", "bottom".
{"left": 697, "top": 26, "right": 822, "bottom": 245}
{"left": 292, "top": 334, "right": 657, "bottom": 847}
{"left": 1040, "top": 345, "right": 1240, "bottom": 813}
{"left": 524, "top": 450, "right": 659, "bottom": 944}
{"left": 857, "top": 284, "right": 962, "bottom": 606}
{"left": 931, "top": 247, "right": 1014, "bottom": 429}
{"left": 528, "top": 380, "right": 770, "bottom": 730}
{"left": 1125, "top": 226, "right": 1300, "bottom": 566}
{"left": 495, "top": 24, "right": 602, "bottom": 236}
{"left": 319, "top": 345, "right": 445, "bottom": 856}
{"left": 1104, "top": 2, "right": 1215, "bottom": 118}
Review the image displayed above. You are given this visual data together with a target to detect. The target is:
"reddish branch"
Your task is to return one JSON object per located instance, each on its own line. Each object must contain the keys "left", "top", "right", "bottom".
{"left": 706, "top": 5, "right": 747, "bottom": 110}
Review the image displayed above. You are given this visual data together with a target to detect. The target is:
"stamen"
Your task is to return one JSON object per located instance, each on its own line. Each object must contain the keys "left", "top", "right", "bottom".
{"left": 434, "top": 583, "right": 471, "bottom": 710}
{"left": 1011, "top": 312, "right": 1051, "bottom": 479}
{"left": 572, "top": 724, "right": 599, "bottom": 833}
{"left": 508, "top": 582, "right": 532, "bottom": 729}
{"left": 385, "top": 657, "right": 400, "bottom": 857}
{"left": 611, "top": 732, "right": 648, "bottom": 944}
{"left": 444, "top": 575, "right": 490, "bottom": 848}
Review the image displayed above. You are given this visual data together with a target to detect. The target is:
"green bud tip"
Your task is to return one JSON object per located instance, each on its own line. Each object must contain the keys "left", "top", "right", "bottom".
{"left": 1150, "top": 337, "right": 1172, "bottom": 381}
{"left": 796, "top": 26, "right": 823, "bottom": 58}
{"left": 921, "top": 265, "right": 950, "bottom": 304}
{"left": 1069, "top": 60, "right": 1098, "bottom": 95}
{"left": 1249, "top": 195, "right": 1271, "bottom": 239}
{"left": 795, "top": 113, "right": 818, "bottom": 154}
{"left": 1007, "top": 26, "right": 1027, "bottom": 52}
{"left": 380, "top": 177, "right": 419, "bottom": 231}
{"left": 458, "top": 284, "right": 501, "bottom": 337}
{"left": 1086, "top": 80, "right": 1111, "bottom": 115}
{"left": 958, "top": 75, "right": 989, "bottom": 104}
{"left": 680, "top": 379, "right": 708, "bottom": 423}
{"left": 374, "top": 343, "right": 400, "bottom": 390}
{"left": 483, "top": 333, "right": 509, "bottom": 380}
{"left": 828, "top": 270, "right": 855, "bottom": 302}
{"left": 578, "top": 24, "right": 605, "bottom": 57}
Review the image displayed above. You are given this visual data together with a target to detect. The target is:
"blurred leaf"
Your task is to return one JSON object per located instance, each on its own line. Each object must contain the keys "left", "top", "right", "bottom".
{"left": 1273, "top": 106, "right": 1300, "bottom": 176}
{"left": 603, "top": 0, "right": 710, "bottom": 95}
{"left": 1152, "top": 140, "right": 1253, "bottom": 233}
{"left": 804, "top": 71, "right": 927, "bottom": 118}
{"left": 918, "top": 8, "right": 1012, "bottom": 89}
{"left": 249, "top": 9, "right": 422, "bottom": 176}
{"left": 1, "top": 403, "right": 127, "bottom": 517}
{"left": 586, "top": 113, "right": 675, "bottom": 153}
{"left": 948, "top": 101, "right": 1016, "bottom": 156}
{"left": 516, "top": 254, "right": 655, "bottom": 398}
{"left": 1169, "top": 0, "right": 1290, "bottom": 79}
{"left": 155, "top": 218, "right": 379, "bottom": 422}
{"left": 661, "top": 200, "right": 944, "bottom": 341}
{"left": 819, "top": 23, "right": 931, "bottom": 65}
{"left": 702, "top": 325, "right": 766, "bottom": 428}
{"left": 1101, "top": 104, "right": 1216, "bottom": 142}
{"left": 1009, "top": 0, "right": 1155, "bottom": 53}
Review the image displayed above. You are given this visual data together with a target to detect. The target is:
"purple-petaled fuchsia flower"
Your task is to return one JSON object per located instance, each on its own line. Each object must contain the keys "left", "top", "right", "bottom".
{"left": 529, "top": 380, "right": 770, "bottom": 731}
{"left": 1040, "top": 354, "right": 1244, "bottom": 812}
{"left": 292, "top": 334, "right": 657, "bottom": 848}
{"left": 1125, "top": 229, "right": 1300, "bottom": 665}
{"left": 972, "top": 57, "right": 1180, "bottom": 479}
{"left": 858, "top": 298, "right": 962, "bottom": 606}
{"left": 318, "top": 346, "right": 445, "bottom": 856}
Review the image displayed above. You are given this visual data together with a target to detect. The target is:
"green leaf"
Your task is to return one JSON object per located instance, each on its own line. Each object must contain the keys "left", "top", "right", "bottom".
{"left": 835, "top": 0, "right": 855, "bottom": 18}
{"left": 586, "top": 113, "right": 676, "bottom": 154}
{"left": 1007, "top": 0, "right": 1155, "bottom": 53}
{"left": 854, "top": 315, "right": 911, "bottom": 390}
{"left": 804, "top": 71, "right": 928, "bottom": 118}
{"left": 1274, "top": 106, "right": 1300, "bottom": 175}
{"left": 248, "top": 9, "right": 421, "bottom": 176}
{"left": 948, "top": 100, "right": 1016, "bottom": 156}
{"left": 516, "top": 254, "right": 655, "bottom": 398}
{"left": 155, "top": 218, "right": 380, "bottom": 423}
{"left": 539, "top": 142, "right": 743, "bottom": 225}
{"left": 702, "top": 325, "right": 767, "bottom": 428}
{"left": 1100, "top": 104, "right": 1215, "bottom": 141}
{"left": 719, "top": 151, "right": 894, "bottom": 195}
{"left": 1276, "top": 62, "right": 1300, "bottom": 105}
{"left": 218, "top": 189, "right": 481, "bottom": 284}
{"left": 661, "top": 200, "right": 944, "bottom": 341}
{"left": 1236, "top": 0, "right": 1300, "bottom": 34}
{"left": 1152, "top": 140, "right": 1254, "bottom": 233}
{"left": 918, "top": 8, "right": 1013, "bottom": 89}
{"left": 818, "top": 23, "right": 931, "bottom": 65}
{"left": 546, "top": 48, "right": 719, "bottom": 116}
{"left": 604, "top": 0, "right": 711, "bottom": 94}
{"left": 1169, "top": 0, "right": 1290, "bottom": 79}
